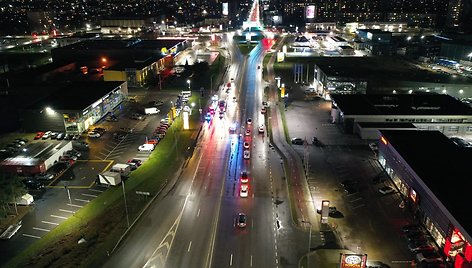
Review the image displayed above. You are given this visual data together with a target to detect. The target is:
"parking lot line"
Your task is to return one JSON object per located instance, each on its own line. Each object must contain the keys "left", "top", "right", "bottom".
{"left": 75, "top": 198, "right": 90, "bottom": 203}
{"left": 352, "top": 204, "right": 366, "bottom": 209}
{"left": 67, "top": 203, "right": 83, "bottom": 208}
{"left": 33, "top": 227, "right": 50, "bottom": 232}
{"left": 50, "top": 215, "right": 68, "bottom": 220}
{"left": 23, "top": 234, "right": 41, "bottom": 239}
{"left": 59, "top": 209, "right": 75, "bottom": 213}
{"left": 89, "top": 189, "right": 103, "bottom": 193}
{"left": 42, "top": 221, "right": 59, "bottom": 226}
{"left": 82, "top": 193, "right": 98, "bottom": 198}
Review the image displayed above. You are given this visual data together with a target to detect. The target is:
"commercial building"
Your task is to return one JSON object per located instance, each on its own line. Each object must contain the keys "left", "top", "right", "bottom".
{"left": 0, "top": 141, "right": 72, "bottom": 175}
{"left": 377, "top": 130, "right": 472, "bottom": 265}
{"left": 20, "top": 81, "right": 127, "bottom": 133}
{"left": 330, "top": 94, "right": 472, "bottom": 138}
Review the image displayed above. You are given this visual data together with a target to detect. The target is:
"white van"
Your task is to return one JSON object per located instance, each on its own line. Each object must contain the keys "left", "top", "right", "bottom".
{"left": 181, "top": 90, "right": 191, "bottom": 97}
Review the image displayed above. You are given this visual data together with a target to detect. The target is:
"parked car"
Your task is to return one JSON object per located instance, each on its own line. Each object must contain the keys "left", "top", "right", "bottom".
{"left": 291, "top": 138, "right": 304, "bottom": 145}
{"left": 316, "top": 206, "right": 338, "bottom": 216}
{"left": 127, "top": 158, "right": 143, "bottom": 167}
{"left": 312, "top": 137, "right": 323, "bottom": 147}
{"left": 246, "top": 118, "right": 252, "bottom": 125}
{"left": 34, "top": 132, "right": 45, "bottom": 140}
{"left": 244, "top": 142, "right": 250, "bottom": 149}
{"left": 93, "top": 127, "right": 106, "bottom": 134}
{"left": 23, "top": 178, "right": 44, "bottom": 190}
{"left": 65, "top": 150, "right": 82, "bottom": 158}
{"left": 34, "top": 173, "right": 55, "bottom": 181}
{"left": 379, "top": 186, "right": 395, "bottom": 195}
{"left": 72, "top": 134, "right": 81, "bottom": 140}
{"left": 50, "top": 132, "right": 58, "bottom": 139}
{"left": 13, "top": 140, "right": 25, "bottom": 146}
{"left": 9, "top": 143, "right": 22, "bottom": 149}
{"left": 87, "top": 132, "right": 101, "bottom": 138}
{"left": 113, "top": 132, "right": 126, "bottom": 141}
{"left": 42, "top": 131, "right": 52, "bottom": 139}
{"left": 63, "top": 133, "right": 72, "bottom": 140}
{"left": 416, "top": 251, "right": 443, "bottom": 263}
{"left": 56, "top": 133, "right": 65, "bottom": 140}
{"left": 127, "top": 162, "right": 138, "bottom": 171}
{"left": 138, "top": 144, "right": 154, "bottom": 152}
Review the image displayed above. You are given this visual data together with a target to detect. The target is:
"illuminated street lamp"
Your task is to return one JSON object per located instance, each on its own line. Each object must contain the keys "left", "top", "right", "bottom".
{"left": 101, "top": 57, "right": 107, "bottom": 63}
{"left": 187, "top": 79, "right": 191, "bottom": 89}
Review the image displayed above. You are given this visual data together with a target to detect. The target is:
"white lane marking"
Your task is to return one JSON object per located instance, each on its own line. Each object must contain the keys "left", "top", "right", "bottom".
{"left": 89, "top": 188, "right": 103, "bottom": 193}
{"left": 187, "top": 241, "right": 192, "bottom": 252}
{"left": 250, "top": 255, "right": 253, "bottom": 267}
{"left": 82, "top": 193, "right": 98, "bottom": 198}
{"left": 197, "top": 208, "right": 201, "bottom": 217}
{"left": 50, "top": 215, "right": 68, "bottom": 220}
{"left": 229, "top": 253, "right": 233, "bottom": 266}
{"left": 67, "top": 203, "right": 83, "bottom": 208}
{"left": 59, "top": 209, "right": 74, "bottom": 213}
{"left": 32, "top": 227, "right": 50, "bottom": 232}
{"left": 42, "top": 221, "right": 59, "bottom": 226}
{"left": 23, "top": 234, "right": 41, "bottom": 239}
{"left": 75, "top": 198, "right": 90, "bottom": 203}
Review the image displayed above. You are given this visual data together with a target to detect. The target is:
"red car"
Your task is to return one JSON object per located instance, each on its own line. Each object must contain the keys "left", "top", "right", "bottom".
{"left": 34, "top": 132, "right": 45, "bottom": 140}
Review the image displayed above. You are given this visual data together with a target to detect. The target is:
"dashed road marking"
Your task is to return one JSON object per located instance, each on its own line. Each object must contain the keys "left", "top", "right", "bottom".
{"left": 42, "top": 221, "right": 59, "bottom": 226}
{"left": 32, "top": 227, "right": 50, "bottom": 232}
{"left": 50, "top": 215, "right": 67, "bottom": 220}
{"left": 23, "top": 234, "right": 41, "bottom": 239}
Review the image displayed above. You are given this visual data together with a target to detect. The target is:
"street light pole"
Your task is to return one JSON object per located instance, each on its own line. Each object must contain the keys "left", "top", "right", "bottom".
{"left": 302, "top": 221, "right": 312, "bottom": 268}
{"left": 187, "top": 79, "right": 191, "bottom": 90}
{"left": 210, "top": 74, "right": 215, "bottom": 94}
{"left": 122, "top": 180, "right": 130, "bottom": 228}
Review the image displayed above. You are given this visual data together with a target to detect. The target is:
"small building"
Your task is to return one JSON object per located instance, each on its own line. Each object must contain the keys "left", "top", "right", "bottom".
{"left": 337, "top": 45, "right": 355, "bottom": 55}
{"left": 377, "top": 130, "right": 472, "bottom": 265}
{"left": 20, "top": 81, "right": 128, "bottom": 133}
{"left": 357, "top": 29, "right": 392, "bottom": 43}
{"left": 104, "top": 56, "right": 169, "bottom": 87}
{"left": 0, "top": 141, "right": 72, "bottom": 175}
{"left": 331, "top": 94, "right": 472, "bottom": 137}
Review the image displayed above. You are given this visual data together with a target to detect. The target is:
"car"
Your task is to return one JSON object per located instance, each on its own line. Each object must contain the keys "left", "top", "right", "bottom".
{"left": 113, "top": 132, "right": 126, "bottom": 141}
{"left": 146, "top": 139, "right": 159, "bottom": 145}
{"left": 379, "top": 186, "right": 395, "bottom": 195}
{"left": 312, "top": 137, "right": 323, "bottom": 146}
{"left": 316, "top": 206, "right": 338, "bottom": 216}
{"left": 243, "top": 150, "right": 250, "bottom": 159}
{"left": 258, "top": 125, "right": 264, "bottom": 133}
{"left": 87, "top": 132, "right": 101, "bottom": 138}
{"left": 23, "top": 179, "right": 44, "bottom": 190}
{"left": 63, "top": 133, "right": 72, "bottom": 140}
{"left": 60, "top": 155, "right": 77, "bottom": 161}
{"left": 56, "top": 133, "right": 65, "bottom": 140}
{"left": 148, "top": 100, "right": 164, "bottom": 107}
{"left": 240, "top": 171, "right": 249, "bottom": 183}
{"left": 246, "top": 118, "right": 252, "bottom": 125}
{"left": 237, "top": 213, "right": 247, "bottom": 228}
{"left": 93, "top": 127, "right": 106, "bottom": 134}
{"left": 160, "top": 123, "right": 170, "bottom": 128}
{"left": 130, "top": 113, "right": 144, "bottom": 120}
{"left": 240, "top": 185, "right": 249, "bottom": 198}
{"left": 34, "top": 173, "right": 55, "bottom": 181}
{"left": 138, "top": 144, "right": 154, "bottom": 152}
{"left": 34, "top": 132, "right": 45, "bottom": 140}
{"left": 262, "top": 101, "right": 268, "bottom": 108}
{"left": 245, "top": 129, "right": 251, "bottom": 136}
{"left": 161, "top": 118, "right": 170, "bottom": 124}
{"left": 127, "top": 162, "right": 138, "bottom": 171}
{"left": 291, "top": 138, "right": 304, "bottom": 145}
{"left": 261, "top": 107, "right": 266, "bottom": 114}
{"left": 416, "top": 251, "right": 443, "bottom": 263}
{"left": 65, "top": 149, "right": 82, "bottom": 158}
{"left": 50, "top": 132, "right": 58, "bottom": 139}
{"left": 219, "top": 112, "right": 224, "bottom": 119}
{"left": 9, "top": 143, "right": 22, "bottom": 149}
{"left": 409, "top": 244, "right": 435, "bottom": 253}
{"left": 369, "top": 143, "right": 379, "bottom": 151}
{"left": 42, "top": 131, "right": 52, "bottom": 139}
{"left": 243, "top": 142, "right": 250, "bottom": 149}
{"left": 72, "top": 134, "right": 81, "bottom": 140}
{"left": 13, "top": 140, "right": 26, "bottom": 146}
{"left": 229, "top": 123, "right": 237, "bottom": 133}
{"left": 127, "top": 158, "right": 143, "bottom": 167}
{"left": 257, "top": 65, "right": 261, "bottom": 69}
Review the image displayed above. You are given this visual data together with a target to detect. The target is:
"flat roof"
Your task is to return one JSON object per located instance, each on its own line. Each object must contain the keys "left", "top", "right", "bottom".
{"left": 28, "top": 81, "right": 124, "bottom": 111}
{"left": 55, "top": 39, "right": 185, "bottom": 52}
{"left": 379, "top": 130, "right": 472, "bottom": 236}
{"left": 1, "top": 141, "right": 72, "bottom": 166}
{"left": 331, "top": 94, "right": 472, "bottom": 116}
{"left": 357, "top": 122, "right": 416, "bottom": 128}
{"left": 108, "top": 56, "right": 159, "bottom": 70}
{"left": 314, "top": 57, "right": 472, "bottom": 84}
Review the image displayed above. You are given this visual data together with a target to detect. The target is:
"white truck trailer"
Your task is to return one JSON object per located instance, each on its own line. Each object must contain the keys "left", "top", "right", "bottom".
{"left": 98, "top": 171, "right": 122, "bottom": 186}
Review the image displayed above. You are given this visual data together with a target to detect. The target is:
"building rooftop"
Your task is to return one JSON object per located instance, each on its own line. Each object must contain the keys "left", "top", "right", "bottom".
{"left": 0, "top": 141, "right": 72, "bottom": 166}
{"left": 331, "top": 94, "right": 472, "bottom": 116}
{"left": 379, "top": 130, "right": 472, "bottom": 238}
{"left": 27, "top": 81, "right": 125, "bottom": 111}
{"left": 108, "top": 56, "right": 161, "bottom": 71}
{"left": 313, "top": 56, "right": 472, "bottom": 84}
{"left": 357, "top": 122, "right": 416, "bottom": 128}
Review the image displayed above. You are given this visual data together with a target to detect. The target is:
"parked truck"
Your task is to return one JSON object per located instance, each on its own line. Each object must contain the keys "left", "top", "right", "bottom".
{"left": 110, "top": 163, "right": 131, "bottom": 177}
{"left": 15, "top": 194, "right": 34, "bottom": 205}
{"left": 144, "top": 107, "right": 160, "bottom": 115}
{"left": 97, "top": 171, "right": 122, "bottom": 186}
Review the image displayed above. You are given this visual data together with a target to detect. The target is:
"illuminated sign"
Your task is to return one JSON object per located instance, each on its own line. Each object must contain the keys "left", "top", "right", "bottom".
{"left": 277, "top": 52, "right": 285, "bottom": 62}
{"left": 183, "top": 111, "right": 189, "bottom": 130}
{"left": 409, "top": 188, "right": 417, "bottom": 203}
{"left": 222, "top": 3, "right": 229, "bottom": 16}
{"left": 305, "top": 5, "right": 315, "bottom": 19}
{"left": 339, "top": 254, "right": 367, "bottom": 268}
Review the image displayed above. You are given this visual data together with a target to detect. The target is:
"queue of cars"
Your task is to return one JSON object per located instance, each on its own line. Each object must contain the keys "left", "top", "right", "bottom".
{"left": 400, "top": 223, "right": 446, "bottom": 265}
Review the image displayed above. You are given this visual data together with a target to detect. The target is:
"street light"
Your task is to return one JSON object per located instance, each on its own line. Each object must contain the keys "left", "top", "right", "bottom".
{"left": 187, "top": 79, "right": 191, "bottom": 89}
{"left": 468, "top": 52, "right": 472, "bottom": 61}
{"left": 301, "top": 220, "right": 312, "bottom": 268}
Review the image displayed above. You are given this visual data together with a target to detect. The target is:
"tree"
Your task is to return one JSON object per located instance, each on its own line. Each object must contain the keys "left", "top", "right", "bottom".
{"left": 0, "top": 173, "right": 26, "bottom": 218}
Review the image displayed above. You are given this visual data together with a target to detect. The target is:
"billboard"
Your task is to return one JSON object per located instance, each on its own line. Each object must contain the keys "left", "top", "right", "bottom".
{"left": 339, "top": 254, "right": 367, "bottom": 268}
{"left": 306, "top": 5, "right": 315, "bottom": 19}
{"left": 222, "top": 3, "right": 229, "bottom": 16}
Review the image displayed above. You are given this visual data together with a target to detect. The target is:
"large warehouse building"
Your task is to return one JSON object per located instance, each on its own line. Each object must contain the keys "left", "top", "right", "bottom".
{"left": 20, "top": 81, "right": 127, "bottom": 133}
{"left": 377, "top": 130, "right": 471, "bottom": 267}
{"left": 0, "top": 141, "right": 72, "bottom": 175}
